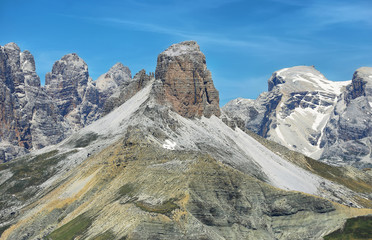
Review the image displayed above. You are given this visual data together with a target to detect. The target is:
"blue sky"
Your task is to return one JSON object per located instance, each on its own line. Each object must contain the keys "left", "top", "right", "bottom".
{"left": 2, "top": 0, "right": 372, "bottom": 105}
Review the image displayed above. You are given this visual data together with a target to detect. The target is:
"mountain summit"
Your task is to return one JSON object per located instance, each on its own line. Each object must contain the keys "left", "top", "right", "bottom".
{"left": 154, "top": 41, "right": 220, "bottom": 118}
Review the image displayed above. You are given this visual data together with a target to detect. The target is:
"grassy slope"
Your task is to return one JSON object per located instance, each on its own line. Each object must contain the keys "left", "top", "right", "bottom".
{"left": 324, "top": 215, "right": 372, "bottom": 239}
{"left": 47, "top": 213, "right": 93, "bottom": 240}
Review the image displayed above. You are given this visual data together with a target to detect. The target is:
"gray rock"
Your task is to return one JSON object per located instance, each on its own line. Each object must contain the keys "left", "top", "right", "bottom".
{"left": 0, "top": 43, "right": 70, "bottom": 162}
{"left": 99, "top": 67, "right": 152, "bottom": 115}
{"left": 95, "top": 62, "right": 132, "bottom": 106}
{"left": 223, "top": 66, "right": 349, "bottom": 160}
{"left": 0, "top": 44, "right": 141, "bottom": 162}
{"left": 224, "top": 65, "right": 372, "bottom": 168}
{"left": 320, "top": 67, "right": 372, "bottom": 168}
{"left": 45, "top": 53, "right": 100, "bottom": 130}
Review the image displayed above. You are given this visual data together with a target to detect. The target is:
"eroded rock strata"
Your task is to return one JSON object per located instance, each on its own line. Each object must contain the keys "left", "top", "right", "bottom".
{"left": 154, "top": 41, "right": 220, "bottom": 118}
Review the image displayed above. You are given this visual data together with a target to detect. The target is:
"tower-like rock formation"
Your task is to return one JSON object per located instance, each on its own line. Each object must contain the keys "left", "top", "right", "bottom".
{"left": 45, "top": 53, "right": 100, "bottom": 130}
{"left": 154, "top": 41, "right": 220, "bottom": 118}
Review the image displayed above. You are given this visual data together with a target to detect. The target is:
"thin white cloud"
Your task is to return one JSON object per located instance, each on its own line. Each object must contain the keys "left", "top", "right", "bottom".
{"left": 308, "top": 3, "right": 372, "bottom": 26}
{"left": 267, "top": 0, "right": 372, "bottom": 28}
{"left": 88, "top": 17, "right": 315, "bottom": 55}
{"left": 280, "top": 0, "right": 372, "bottom": 27}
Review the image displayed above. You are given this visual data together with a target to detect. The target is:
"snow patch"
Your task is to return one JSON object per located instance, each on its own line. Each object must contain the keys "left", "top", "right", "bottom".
{"left": 276, "top": 68, "right": 289, "bottom": 76}
{"left": 274, "top": 125, "right": 286, "bottom": 143}
{"left": 290, "top": 73, "right": 350, "bottom": 95}
{"left": 163, "top": 140, "right": 176, "bottom": 150}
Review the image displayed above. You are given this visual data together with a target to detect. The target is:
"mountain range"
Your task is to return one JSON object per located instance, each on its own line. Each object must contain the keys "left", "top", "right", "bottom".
{"left": 0, "top": 41, "right": 371, "bottom": 239}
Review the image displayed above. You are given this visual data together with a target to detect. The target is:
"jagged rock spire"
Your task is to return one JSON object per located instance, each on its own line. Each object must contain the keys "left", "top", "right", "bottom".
{"left": 45, "top": 53, "right": 99, "bottom": 130}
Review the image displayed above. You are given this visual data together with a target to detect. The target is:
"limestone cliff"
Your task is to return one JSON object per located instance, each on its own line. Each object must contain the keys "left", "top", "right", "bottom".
{"left": 320, "top": 67, "right": 372, "bottom": 168}
{"left": 0, "top": 43, "right": 148, "bottom": 162}
{"left": 45, "top": 53, "right": 100, "bottom": 130}
{"left": 0, "top": 43, "right": 70, "bottom": 162}
{"left": 154, "top": 41, "right": 220, "bottom": 118}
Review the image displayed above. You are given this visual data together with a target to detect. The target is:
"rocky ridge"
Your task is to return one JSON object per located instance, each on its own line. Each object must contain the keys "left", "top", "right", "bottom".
{"left": 101, "top": 69, "right": 154, "bottom": 115}
{"left": 0, "top": 43, "right": 70, "bottom": 162}
{"left": 0, "top": 43, "right": 150, "bottom": 162}
{"left": 95, "top": 62, "right": 132, "bottom": 109}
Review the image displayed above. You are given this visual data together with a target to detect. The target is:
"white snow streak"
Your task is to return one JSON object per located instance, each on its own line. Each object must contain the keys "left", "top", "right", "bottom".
{"left": 276, "top": 68, "right": 289, "bottom": 76}
{"left": 163, "top": 140, "right": 176, "bottom": 150}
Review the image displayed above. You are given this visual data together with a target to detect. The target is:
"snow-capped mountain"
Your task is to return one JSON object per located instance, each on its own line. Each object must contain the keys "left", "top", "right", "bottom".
{"left": 223, "top": 65, "right": 372, "bottom": 168}
{"left": 1, "top": 41, "right": 371, "bottom": 239}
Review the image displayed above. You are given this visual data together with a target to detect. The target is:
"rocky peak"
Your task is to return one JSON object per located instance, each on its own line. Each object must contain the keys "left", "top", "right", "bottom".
{"left": 95, "top": 62, "right": 132, "bottom": 92}
{"left": 132, "top": 69, "right": 152, "bottom": 88}
{"left": 347, "top": 67, "right": 372, "bottom": 100}
{"left": 154, "top": 41, "right": 220, "bottom": 118}
{"left": 268, "top": 66, "right": 345, "bottom": 94}
{"left": 4, "top": 42, "right": 20, "bottom": 51}
{"left": 319, "top": 67, "right": 372, "bottom": 168}
{"left": 45, "top": 53, "right": 98, "bottom": 130}
{"left": 47, "top": 53, "right": 89, "bottom": 87}
{"left": 224, "top": 65, "right": 353, "bottom": 161}
{"left": 101, "top": 69, "right": 153, "bottom": 116}
{"left": 162, "top": 40, "right": 201, "bottom": 57}
{"left": 109, "top": 62, "right": 132, "bottom": 81}
{"left": 2, "top": 43, "right": 22, "bottom": 80}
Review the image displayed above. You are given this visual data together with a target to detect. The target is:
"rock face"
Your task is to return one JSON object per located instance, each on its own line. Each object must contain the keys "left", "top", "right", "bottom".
{"left": 95, "top": 62, "right": 132, "bottom": 106}
{"left": 154, "top": 41, "right": 220, "bottom": 118}
{"left": 224, "top": 66, "right": 349, "bottom": 159}
{"left": 99, "top": 68, "right": 153, "bottom": 116}
{"left": 224, "top": 66, "right": 372, "bottom": 168}
{"left": 45, "top": 53, "right": 100, "bottom": 130}
{"left": 0, "top": 43, "right": 70, "bottom": 162}
{"left": 320, "top": 67, "right": 372, "bottom": 168}
{"left": 0, "top": 43, "right": 142, "bottom": 162}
